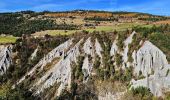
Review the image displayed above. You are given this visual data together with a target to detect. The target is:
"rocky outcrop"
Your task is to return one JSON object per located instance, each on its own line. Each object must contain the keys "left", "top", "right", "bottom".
{"left": 95, "top": 39, "right": 103, "bottom": 58}
{"left": 131, "top": 41, "right": 170, "bottom": 97}
{"left": 14, "top": 31, "right": 170, "bottom": 98}
{"left": 0, "top": 45, "right": 12, "bottom": 75}
{"left": 83, "top": 37, "right": 94, "bottom": 57}
{"left": 34, "top": 39, "right": 83, "bottom": 96}
{"left": 109, "top": 32, "right": 170, "bottom": 97}
{"left": 122, "top": 31, "right": 136, "bottom": 68}
{"left": 110, "top": 38, "right": 118, "bottom": 57}
{"left": 30, "top": 48, "right": 38, "bottom": 60}
{"left": 82, "top": 56, "right": 93, "bottom": 82}
{"left": 17, "top": 37, "right": 103, "bottom": 96}
{"left": 18, "top": 39, "right": 73, "bottom": 84}
{"left": 82, "top": 37, "right": 95, "bottom": 81}
{"left": 133, "top": 41, "right": 169, "bottom": 76}
{"left": 110, "top": 31, "right": 136, "bottom": 69}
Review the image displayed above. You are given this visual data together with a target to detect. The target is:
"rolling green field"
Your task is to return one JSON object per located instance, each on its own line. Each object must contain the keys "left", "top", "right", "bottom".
{"left": 0, "top": 23, "right": 154, "bottom": 44}
{"left": 0, "top": 36, "right": 18, "bottom": 44}
{"left": 32, "top": 22, "right": 153, "bottom": 37}
{"left": 86, "top": 23, "right": 153, "bottom": 32}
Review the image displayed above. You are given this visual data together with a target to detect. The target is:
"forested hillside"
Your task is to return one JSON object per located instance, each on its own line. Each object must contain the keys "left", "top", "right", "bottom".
{"left": 0, "top": 12, "right": 79, "bottom": 37}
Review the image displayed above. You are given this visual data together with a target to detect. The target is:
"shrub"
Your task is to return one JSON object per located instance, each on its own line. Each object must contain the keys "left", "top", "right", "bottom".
{"left": 93, "top": 55, "right": 101, "bottom": 69}
{"left": 165, "top": 92, "right": 170, "bottom": 100}
{"left": 116, "top": 32, "right": 127, "bottom": 51}
{"left": 115, "top": 53, "right": 123, "bottom": 67}
{"left": 131, "top": 86, "right": 153, "bottom": 98}
{"left": 149, "top": 32, "right": 170, "bottom": 62}
{"left": 97, "top": 69, "right": 105, "bottom": 80}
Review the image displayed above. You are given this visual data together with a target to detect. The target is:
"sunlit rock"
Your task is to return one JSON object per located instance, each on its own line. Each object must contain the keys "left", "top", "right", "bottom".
{"left": 131, "top": 41, "right": 170, "bottom": 97}
{"left": 30, "top": 48, "right": 38, "bottom": 60}
{"left": 133, "top": 41, "right": 168, "bottom": 76}
{"left": 0, "top": 45, "right": 12, "bottom": 75}
{"left": 122, "top": 31, "right": 136, "bottom": 68}
{"left": 110, "top": 38, "right": 118, "bottom": 56}
{"left": 34, "top": 39, "right": 83, "bottom": 96}
{"left": 18, "top": 39, "right": 73, "bottom": 84}
{"left": 83, "top": 37, "right": 94, "bottom": 57}
{"left": 95, "top": 39, "right": 103, "bottom": 58}
{"left": 82, "top": 56, "right": 93, "bottom": 82}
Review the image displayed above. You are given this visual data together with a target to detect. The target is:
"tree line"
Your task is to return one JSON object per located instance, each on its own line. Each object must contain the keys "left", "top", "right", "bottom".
{"left": 84, "top": 16, "right": 118, "bottom": 21}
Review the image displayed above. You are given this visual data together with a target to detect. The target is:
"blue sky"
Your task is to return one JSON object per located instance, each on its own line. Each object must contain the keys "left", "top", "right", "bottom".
{"left": 0, "top": 0, "right": 170, "bottom": 15}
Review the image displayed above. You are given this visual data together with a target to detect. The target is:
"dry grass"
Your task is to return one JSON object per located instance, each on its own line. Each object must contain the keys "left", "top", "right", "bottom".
{"left": 44, "top": 57, "right": 60, "bottom": 72}
{"left": 45, "top": 12, "right": 113, "bottom": 18}
{"left": 154, "top": 20, "right": 170, "bottom": 24}
{"left": 119, "top": 13, "right": 138, "bottom": 17}
{"left": 32, "top": 30, "right": 79, "bottom": 37}
{"left": 55, "top": 17, "right": 84, "bottom": 25}
{"left": 94, "top": 80, "right": 127, "bottom": 95}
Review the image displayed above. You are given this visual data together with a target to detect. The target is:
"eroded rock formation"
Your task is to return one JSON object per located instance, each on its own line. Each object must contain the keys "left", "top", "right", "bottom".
{"left": 131, "top": 41, "right": 170, "bottom": 97}
{"left": 10, "top": 31, "right": 170, "bottom": 98}
{"left": 0, "top": 45, "right": 12, "bottom": 75}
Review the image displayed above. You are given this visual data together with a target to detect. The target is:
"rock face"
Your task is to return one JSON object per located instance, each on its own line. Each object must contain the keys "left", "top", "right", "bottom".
{"left": 110, "top": 31, "right": 136, "bottom": 69}
{"left": 122, "top": 31, "right": 136, "bottom": 68}
{"left": 83, "top": 37, "right": 94, "bottom": 57}
{"left": 131, "top": 41, "right": 170, "bottom": 96}
{"left": 110, "top": 38, "right": 118, "bottom": 57}
{"left": 18, "top": 39, "right": 73, "bottom": 84}
{"left": 30, "top": 48, "right": 38, "bottom": 60}
{"left": 35, "top": 39, "right": 82, "bottom": 96}
{"left": 95, "top": 39, "right": 103, "bottom": 58}
{"left": 133, "top": 41, "right": 168, "bottom": 76}
{"left": 17, "top": 37, "right": 100, "bottom": 97}
{"left": 13, "top": 31, "right": 170, "bottom": 98}
{"left": 0, "top": 45, "right": 12, "bottom": 75}
{"left": 82, "top": 37, "right": 95, "bottom": 82}
{"left": 109, "top": 32, "right": 170, "bottom": 97}
{"left": 82, "top": 56, "right": 93, "bottom": 82}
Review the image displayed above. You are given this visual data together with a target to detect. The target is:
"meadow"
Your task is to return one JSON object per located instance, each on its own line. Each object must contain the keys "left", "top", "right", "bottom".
{"left": 32, "top": 22, "right": 153, "bottom": 37}
{"left": 0, "top": 36, "right": 18, "bottom": 44}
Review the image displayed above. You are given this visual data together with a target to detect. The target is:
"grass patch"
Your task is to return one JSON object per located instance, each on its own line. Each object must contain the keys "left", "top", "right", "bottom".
{"left": 32, "top": 23, "right": 154, "bottom": 37}
{"left": 0, "top": 36, "right": 18, "bottom": 44}
{"left": 86, "top": 23, "right": 152, "bottom": 32}
{"left": 32, "top": 30, "right": 79, "bottom": 37}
